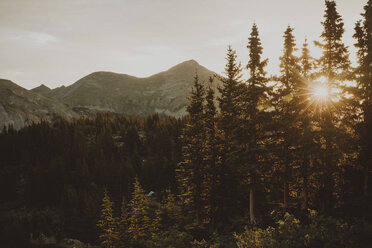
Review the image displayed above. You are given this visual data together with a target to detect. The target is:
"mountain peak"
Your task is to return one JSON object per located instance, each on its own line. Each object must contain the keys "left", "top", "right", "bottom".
{"left": 31, "top": 84, "right": 52, "bottom": 95}
{"left": 166, "top": 59, "right": 207, "bottom": 75}
{"left": 174, "top": 59, "right": 200, "bottom": 68}
{"left": 35, "top": 84, "right": 50, "bottom": 90}
{"left": 181, "top": 59, "right": 199, "bottom": 65}
{"left": 0, "top": 78, "right": 24, "bottom": 90}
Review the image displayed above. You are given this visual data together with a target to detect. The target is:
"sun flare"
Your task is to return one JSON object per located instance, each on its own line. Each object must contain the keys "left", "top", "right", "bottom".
{"left": 303, "top": 82, "right": 334, "bottom": 112}
{"left": 313, "top": 86, "right": 328, "bottom": 99}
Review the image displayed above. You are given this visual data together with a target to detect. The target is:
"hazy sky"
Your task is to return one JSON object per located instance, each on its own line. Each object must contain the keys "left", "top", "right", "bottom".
{"left": 0, "top": 0, "right": 366, "bottom": 89}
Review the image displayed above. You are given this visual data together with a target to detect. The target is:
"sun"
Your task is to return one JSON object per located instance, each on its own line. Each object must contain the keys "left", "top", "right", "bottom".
{"left": 302, "top": 81, "right": 333, "bottom": 113}
{"left": 313, "top": 85, "right": 328, "bottom": 100}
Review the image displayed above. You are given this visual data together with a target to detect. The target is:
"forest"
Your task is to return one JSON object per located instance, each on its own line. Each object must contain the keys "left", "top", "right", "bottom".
{"left": 0, "top": 0, "right": 372, "bottom": 247}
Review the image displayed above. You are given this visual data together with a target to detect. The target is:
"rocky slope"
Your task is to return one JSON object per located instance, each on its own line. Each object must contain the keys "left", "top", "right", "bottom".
{"left": 0, "top": 79, "right": 78, "bottom": 130}
{"left": 1, "top": 60, "right": 221, "bottom": 130}
{"left": 39, "top": 60, "right": 221, "bottom": 117}
{"left": 31, "top": 84, "right": 52, "bottom": 95}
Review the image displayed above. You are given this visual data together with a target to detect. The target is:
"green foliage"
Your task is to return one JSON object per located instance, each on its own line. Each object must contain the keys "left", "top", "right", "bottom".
{"left": 97, "top": 189, "right": 119, "bottom": 248}
{"left": 118, "top": 197, "right": 130, "bottom": 247}
{"left": 352, "top": 0, "right": 372, "bottom": 197}
{"left": 0, "top": 113, "right": 183, "bottom": 244}
{"left": 145, "top": 228, "right": 193, "bottom": 248}
{"left": 273, "top": 25, "right": 302, "bottom": 210}
{"left": 152, "top": 192, "right": 182, "bottom": 232}
{"left": 218, "top": 45, "right": 244, "bottom": 142}
{"left": 238, "top": 23, "right": 271, "bottom": 225}
{"left": 191, "top": 238, "right": 219, "bottom": 248}
{"left": 300, "top": 39, "right": 315, "bottom": 79}
{"left": 177, "top": 75, "right": 223, "bottom": 229}
{"left": 247, "top": 23, "right": 268, "bottom": 85}
{"left": 177, "top": 74, "right": 207, "bottom": 227}
{"left": 128, "top": 178, "right": 151, "bottom": 241}
{"left": 315, "top": 0, "right": 350, "bottom": 79}
{"left": 235, "top": 211, "right": 372, "bottom": 248}
{"left": 202, "top": 82, "right": 223, "bottom": 228}
{"left": 216, "top": 45, "right": 245, "bottom": 225}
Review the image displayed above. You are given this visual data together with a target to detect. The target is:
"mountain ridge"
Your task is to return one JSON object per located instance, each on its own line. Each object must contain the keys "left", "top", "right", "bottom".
{"left": 1, "top": 59, "right": 221, "bottom": 130}
{"left": 35, "top": 59, "right": 221, "bottom": 117}
{"left": 0, "top": 79, "right": 78, "bottom": 130}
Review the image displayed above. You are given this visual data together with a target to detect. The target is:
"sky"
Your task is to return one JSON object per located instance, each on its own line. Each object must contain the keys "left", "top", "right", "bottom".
{"left": 0, "top": 0, "right": 367, "bottom": 89}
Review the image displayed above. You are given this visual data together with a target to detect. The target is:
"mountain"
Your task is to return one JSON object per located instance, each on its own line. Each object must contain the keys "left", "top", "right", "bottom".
{"left": 0, "top": 60, "right": 220, "bottom": 130}
{"left": 0, "top": 79, "right": 78, "bottom": 130}
{"left": 31, "top": 84, "right": 52, "bottom": 95}
{"left": 42, "top": 60, "right": 221, "bottom": 117}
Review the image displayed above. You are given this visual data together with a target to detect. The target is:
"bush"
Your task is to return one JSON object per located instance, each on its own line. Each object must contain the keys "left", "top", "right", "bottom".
{"left": 235, "top": 211, "right": 372, "bottom": 248}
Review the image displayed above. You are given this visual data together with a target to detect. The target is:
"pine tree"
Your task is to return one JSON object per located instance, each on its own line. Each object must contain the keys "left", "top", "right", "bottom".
{"left": 315, "top": 0, "right": 350, "bottom": 80}
{"left": 118, "top": 197, "right": 130, "bottom": 247}
{"left": 97, "top": 189, "right": 119, "bottom": 248}
{"left": 217, "top": 45, "right": 244, "bottom": 224}
{"left": 218, "top": 46, "right": 244, "bottom": 146}
{"left": 300, "top": 39, "right": 315, "bottom": 79}
{"left": 152, "top": 191, "right": 182, "bottom": 233}
{"left": 275, "top": 25, "right": 301, "bottom": 210}
{"left": 128, "top": 177, "right": 150, "bottom": 241}
{"left": 315, "top": 0, "right": 351, "bottom": 213}
{"left": 242, "top": 23, "right": 270, "bottom": 224}
{"left": 176, "top": 74, "right": 207, "bottom": 228}
{"left": 202, "top": 78, "right": 222, "bottom": 228}
{"left": 279, "top": 26, "right": 300, "bottom": 90}
{"left": 353, "top": 0, "right": 372, "bottom": 196}
{"left": 298, "top": 39, "right": 317, "bottom": 209}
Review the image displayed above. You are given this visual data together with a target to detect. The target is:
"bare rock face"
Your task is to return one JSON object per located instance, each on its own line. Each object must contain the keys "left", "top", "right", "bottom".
{"left": 39, "top": 60, "right": 221, "bottom": 117}
{"left": 0, "top": 79, "right": 78, "bottom": 130}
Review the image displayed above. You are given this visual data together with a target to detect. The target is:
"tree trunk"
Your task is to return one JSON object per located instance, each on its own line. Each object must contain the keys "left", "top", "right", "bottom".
{"left": 301, "top": 155, "right": 311, "bottom": 209}
{"left": 301, "top": 176, "right": 308, "bottom": 209}
{"left": 322, "top": 172, "right": 333, "bottom": 214}
{"left": 364, "top": 163, "right": 369, "bottom": 196}
{"left": 283, "top": 181, "right": 289, "bottom": 210}
{"left": 249, "top": 186, "right": 256, "bottom": 225}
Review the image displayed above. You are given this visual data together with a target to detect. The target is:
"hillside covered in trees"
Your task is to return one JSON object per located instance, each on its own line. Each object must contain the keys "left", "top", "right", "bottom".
{"left": 1, "top": 1, "right": 372, "bottom": 247}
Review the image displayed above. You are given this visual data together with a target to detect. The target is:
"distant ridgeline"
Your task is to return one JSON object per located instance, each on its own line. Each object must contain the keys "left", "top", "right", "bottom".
{"left": 0, "top": 60, "right": 221, "bottom": 131}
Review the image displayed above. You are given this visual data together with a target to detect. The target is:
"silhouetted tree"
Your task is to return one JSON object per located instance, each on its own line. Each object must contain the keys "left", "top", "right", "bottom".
{"left": 314, "top": 0, "right": 350, "bottom": 213}
{"left": 353, "top": 0, "right": 372, "bottom": 197}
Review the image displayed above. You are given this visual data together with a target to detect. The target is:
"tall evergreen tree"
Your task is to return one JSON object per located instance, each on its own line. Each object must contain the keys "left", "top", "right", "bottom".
{"left": 152, "top": 191, "right": 182, "bottom": 234}
{"left": 128, "top": 177, "right": 150, "bottom": 241}
{"left": 300, "top": 39, "right": 315, "bottom": 79}
{"left": 353, "top": 0, "right": 372, "bottom": 197}
{"left": 314, "top": 0, "right": 351, "bottom": 213}
{"left": 315, "top": 0, "right": 350, "bottom": 80}
{"left": 217, "top": 46, "right": 244, "bottom": 224}
{"left": 242, "top": 23, "right": 270, "bottom": 224}
{"left": 275, "top": 26, "right": 301, "bottom": 210}
{"left": 298, "top": 39, "right": 317, "bottom": 209}
{"left": 202, "top": 78, "right": 223, "bottom": 228}
{"left": 218, "top": 46, "right": 244, "bottom": 145}
{"left": 118, "top": 197, "right": 130, "bottom": 247}
{"left": 176, "top": 74, "right": 206, "bottom": 227}
{"left": 97, "top": 189, "right": 119, "bottom": 248}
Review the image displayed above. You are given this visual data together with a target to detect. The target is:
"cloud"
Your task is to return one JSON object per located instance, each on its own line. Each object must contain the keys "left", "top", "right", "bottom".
{"left": 0, "top": 70, "right": 24, "bottom": 77}
{"left": 12, "top": 31, "right": 57, "bottom": 44}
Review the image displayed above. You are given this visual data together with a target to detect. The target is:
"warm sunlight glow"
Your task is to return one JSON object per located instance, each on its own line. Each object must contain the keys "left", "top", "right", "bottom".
{"left": 313, "top": 86, "right": 329, "bottom": 99}
{"left": 303, "top": 79, "right": 334, "bottom": 113}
